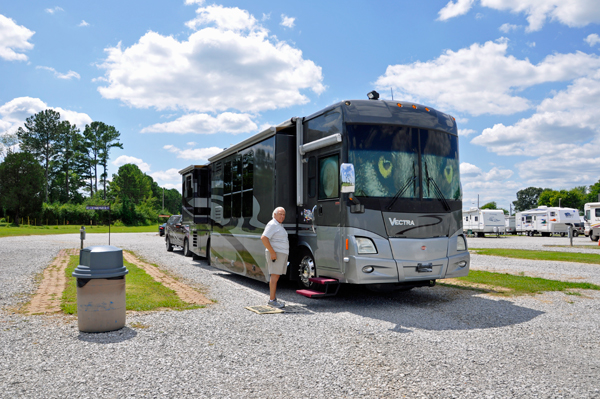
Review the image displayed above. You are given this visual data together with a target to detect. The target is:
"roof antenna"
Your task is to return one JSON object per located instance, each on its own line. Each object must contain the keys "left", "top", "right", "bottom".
{"left": 391, "top": 88, "right": 394, "bottom": 101}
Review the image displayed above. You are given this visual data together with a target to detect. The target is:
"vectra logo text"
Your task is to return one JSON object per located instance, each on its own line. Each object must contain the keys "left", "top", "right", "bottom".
{"left": 388, "top": 218, "right": 415, "bottom": 226}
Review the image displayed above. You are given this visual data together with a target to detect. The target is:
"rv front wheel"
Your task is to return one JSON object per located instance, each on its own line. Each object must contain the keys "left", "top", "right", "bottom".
{"left": 297, "top": 250, "right": 317, "bottom": 289}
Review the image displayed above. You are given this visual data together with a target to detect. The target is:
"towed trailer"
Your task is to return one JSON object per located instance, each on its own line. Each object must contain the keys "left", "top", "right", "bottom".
{"left": 516, "top": 206, "right": 580, "bottom": 237}
{"left": 463, "top": 208, "right": 505, "bottom": 237}
{"left": 177, "top": 93, "right": 470, "bottom": 296}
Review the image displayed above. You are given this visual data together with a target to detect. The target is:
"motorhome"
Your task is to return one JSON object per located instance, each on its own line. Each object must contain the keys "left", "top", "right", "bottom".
{"left": 515, "top": 206, "right": 580, "bottom": 237}
{"left": 176, "top": 95, "right": 470, "bottom": 296}
{"left": 505, "top": 215, "right": 516, "bottom": 235}
{"left": 584, "top": 202, "right": 600, "bottom": 241}
{"left": 462, "top": 208, "right": 505, "bottom": 237}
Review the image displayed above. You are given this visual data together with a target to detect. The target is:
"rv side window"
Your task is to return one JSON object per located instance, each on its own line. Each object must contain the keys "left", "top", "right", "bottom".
{"left": 184, "top": 175, "right": 192, "bottom": 200}
{"left": 550, "top": 212, "right": 555, "bottom": 216}
{"left": 474, "top": 216, "right": 478, "bottom": 222}
{"left": 525, "top": 216, "right": 532, "bottom": 223}
{"left": 318, "top": 154, "right": 339, "bottom": 200}
{"left": 224, "top": 161, "right": 232, "bottom": 195}
{"left": 242, "top": 151, "right": 254, "bottom": 217}
{"left": 596, "top": 209, "right": 600, "bottom": 217}
{"left": 308, "top": 156, "right": 316, "bottom": 198}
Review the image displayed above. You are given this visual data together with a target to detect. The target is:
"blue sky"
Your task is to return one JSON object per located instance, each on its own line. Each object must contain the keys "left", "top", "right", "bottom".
{"left": 1, "top": 0, "right": 600, "bottom": 211}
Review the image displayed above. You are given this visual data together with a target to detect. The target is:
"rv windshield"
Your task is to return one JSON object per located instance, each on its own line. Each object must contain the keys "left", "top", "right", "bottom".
{"left": 347, "top": 124, "right": 461, "bottom": 201}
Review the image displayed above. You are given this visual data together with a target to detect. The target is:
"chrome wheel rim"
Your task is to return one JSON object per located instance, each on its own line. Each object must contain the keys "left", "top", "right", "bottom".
{"left": 299, "top": 256, "right": 315, "bottom": 288}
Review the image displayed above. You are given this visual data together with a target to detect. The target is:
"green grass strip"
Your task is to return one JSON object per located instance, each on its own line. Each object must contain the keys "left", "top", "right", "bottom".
{"left": 470, "top": 247, "right": 600, "bottom": 265}
{"left": 0, "top": 224, "right": 158, "bottom": 238}
{"left": 61, "top": 255, "right": 201, "bottom": 314}
{"left": 447, "top": 269, "right": 600, "bottom": 296}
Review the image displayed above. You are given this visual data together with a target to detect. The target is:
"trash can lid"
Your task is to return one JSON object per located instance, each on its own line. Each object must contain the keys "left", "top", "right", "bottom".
{"left": 72, "top": 245, "right": 129, "bottom": 279}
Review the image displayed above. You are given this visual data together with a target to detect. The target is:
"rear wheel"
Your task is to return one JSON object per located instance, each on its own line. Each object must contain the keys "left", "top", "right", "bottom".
{"left": 166, "top": 236, "right": 174, "bottom": 252}
{"left": 573, "top": 231, "right": 579, "bottom": 237}
{"left": 297, "top": 250, "right": 317, "bottom": 289}
{"left": 183, "top": 239, "right": 192, "bottom": 257}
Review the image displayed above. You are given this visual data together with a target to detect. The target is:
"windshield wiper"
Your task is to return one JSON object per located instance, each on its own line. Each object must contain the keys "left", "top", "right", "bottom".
{"left": 387, "top": 162, "right": 417, "bottom": 210}
{"left": 424, "top": 161, "right": 450, "bottom": 211}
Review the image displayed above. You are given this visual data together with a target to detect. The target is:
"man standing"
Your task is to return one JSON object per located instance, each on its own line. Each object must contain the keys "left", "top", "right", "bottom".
{"left": 261, "top": 207, "right": 288, "bottom": 308}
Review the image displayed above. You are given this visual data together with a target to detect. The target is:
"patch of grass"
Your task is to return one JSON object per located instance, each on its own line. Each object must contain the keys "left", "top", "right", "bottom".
{"left": 62, "top": 255, "right": 200, "bottom": 314}
{"left": 470, "top": 248, "right": 600, "bottom": 265}
{"left": 448, "top": 269, "right": 600, "bottom": 296}
{"left": 0, "top": 224, "right": 158, "bottom": 238}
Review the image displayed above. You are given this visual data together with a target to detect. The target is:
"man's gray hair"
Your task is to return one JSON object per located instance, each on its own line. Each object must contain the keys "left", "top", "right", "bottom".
{"left": 273, "top": 207, "right": 286, "bottom": 218}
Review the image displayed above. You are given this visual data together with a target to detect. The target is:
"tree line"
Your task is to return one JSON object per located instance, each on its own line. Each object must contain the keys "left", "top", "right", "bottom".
{"left": 480, "top": 183, "right": 600, "bottom": 215}
{"left": 0, "top": 109, "right": 181, "bottom": 226}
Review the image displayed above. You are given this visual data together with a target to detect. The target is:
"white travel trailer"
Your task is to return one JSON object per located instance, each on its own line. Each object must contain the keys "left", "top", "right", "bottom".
{"left": 463, "top": 208, "right": 505, "bottom": 237}
{"left": 505, "top": 215, "right": 516, "bottom": 235}
{"left": 515, "top": 206, "right": 580, "bottom": 237}
{"left": 584, "top": 202, "right": 600, "bottom": 241}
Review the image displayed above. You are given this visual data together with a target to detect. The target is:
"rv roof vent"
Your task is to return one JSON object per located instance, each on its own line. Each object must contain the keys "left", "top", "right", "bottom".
{"left": 539, "top": 206, "right": 547, "bottom": 209}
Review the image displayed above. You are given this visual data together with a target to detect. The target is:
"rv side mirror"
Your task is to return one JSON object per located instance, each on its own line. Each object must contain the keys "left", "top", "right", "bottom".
{"left": 340, "top": 163, "right": 355, "bottom": 193}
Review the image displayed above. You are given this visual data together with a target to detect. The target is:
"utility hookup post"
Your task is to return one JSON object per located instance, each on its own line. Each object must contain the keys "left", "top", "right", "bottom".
{"left": 568, "top": 225, "right": 573, "bottom": 247}
{"left": 80, "top": 226, "right": 86, "bottom": 249}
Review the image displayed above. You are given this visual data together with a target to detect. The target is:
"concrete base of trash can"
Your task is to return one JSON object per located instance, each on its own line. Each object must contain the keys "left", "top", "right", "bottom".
{"left": 76, "top": 278, "right": 126, "bottom": 333}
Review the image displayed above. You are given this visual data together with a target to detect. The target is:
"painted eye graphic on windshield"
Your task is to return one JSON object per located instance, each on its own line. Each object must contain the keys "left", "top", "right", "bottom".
{"left": 378, "top": 156, "right": 392, "bottom": 178}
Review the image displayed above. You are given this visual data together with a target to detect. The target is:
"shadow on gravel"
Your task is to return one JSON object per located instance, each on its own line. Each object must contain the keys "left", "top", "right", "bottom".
{"left": 77, "top": 326, "right": 137, "bottom": 344}
{"left": 209, "top": 268, "right": 545, "bottom": 333}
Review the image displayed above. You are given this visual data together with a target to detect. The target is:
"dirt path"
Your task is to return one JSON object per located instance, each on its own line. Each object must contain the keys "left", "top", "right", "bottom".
{"left": 122, "top": 251, "right": 212, "bottom": 305}
{"left": 26, "top": 248, "right": 211, "bottom": 315}
{"left": 26, "top": 249, "right": 78, "bottom": 314}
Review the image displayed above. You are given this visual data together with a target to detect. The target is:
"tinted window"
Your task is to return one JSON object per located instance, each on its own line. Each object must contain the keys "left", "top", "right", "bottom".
{"left": 318, "top": 154, "right": 339, "bottom": 200}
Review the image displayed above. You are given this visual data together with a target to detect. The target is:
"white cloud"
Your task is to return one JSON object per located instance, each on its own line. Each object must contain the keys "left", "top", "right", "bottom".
{"left": 186, "top": 141, "right": 196, "bottom": 146}
{"left": 184, "top": 0, "right": 205, "bottom": 5}
{"left": 460, "top": 162, "right": 518, "bottom": 209}
{"left": 78, "top": 20, "right": 90, "bottom": 27}
{"left": 45, "top": 7, "right": 64, "bottom": 14}
{"left": 150, "top": 168, "right": 181, "bottom": 182}
{"left": 0, "top": 97, "right": 92, "bottom": 134}
{"left": 499, "top": 23, "right": 519, "bottom": 33}
{"left": 280, "top": 14, "right": 295, "bottom": 28}
{"left": 0, "top": 14, "right": 34, "bottom": 61}
{"left": 585, "top": 33, "right": 600, "bottom": 46}
{"left": 262, "top": 13, "right": 271, "bottom": 21}
{"left": 445, "top": 0, "right": 600, "bottom": 32}
{"left": 112, "top": 155, "right": 151, "bottom": 173}
{"left": 375, "top": 38, "right": 600, "bottom": 116}
{"left": 36, "top": 66, "right": 81, "bottom": 80}
{"left": 141, "top": 112, "right": 257, "bottom": 134}
{"left": 437, "top": 0, "right": 475, "bottom": 21}
{"left": 471, "top": 71, "right": 600, "bottom": 188}
{"left": 96, "top": 5, "right": 324, "bottom": 113}
{"left": 163, "top": 144, "right": 223, "bottom": 162}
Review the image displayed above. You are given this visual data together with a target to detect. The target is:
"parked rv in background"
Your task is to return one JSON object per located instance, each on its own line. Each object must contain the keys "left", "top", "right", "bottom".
{"left": 584, "top": 202, "right": 600, "bottom": 241}
{"left": 505, "top": 215, "right": 516, "bottom": 235}
{"left": 463, "top": 208, "right": 505, "bottom": 237}
{"left": 516, "top": 206, "right": 580, "bottom": 237}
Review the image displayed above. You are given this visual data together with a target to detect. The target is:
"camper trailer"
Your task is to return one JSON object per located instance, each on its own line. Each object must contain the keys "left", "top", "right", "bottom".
{"left": 584, "top": 202, "right": 600, "bottom": 241}
{"left": 515, "top": 206, "right": 580, "bottom": 237}
{"left": 505, "top": 215, "right": 516, "bottom": 235}
{"left": 175, "top": 96, "right": 470, "bottom": 296}
{"left": 463, "top": 208, "right": 505, "bottom": 237}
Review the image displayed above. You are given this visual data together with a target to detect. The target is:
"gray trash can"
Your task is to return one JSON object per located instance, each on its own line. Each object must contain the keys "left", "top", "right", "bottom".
{"left": 72, "top": 246, "right": 128, "bottom": 333}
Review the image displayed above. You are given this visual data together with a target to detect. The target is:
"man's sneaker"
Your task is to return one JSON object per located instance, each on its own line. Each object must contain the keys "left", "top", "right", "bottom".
{"left": 268, "top": 299, "right": 285, "bottom": 309}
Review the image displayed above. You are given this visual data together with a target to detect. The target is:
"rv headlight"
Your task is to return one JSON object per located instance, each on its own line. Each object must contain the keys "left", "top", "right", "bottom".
{"left": 356, "top": 237, "right": 377, "bottom": 254}
{"left": 457, "top": 235, "right": 467, "bottom": 251}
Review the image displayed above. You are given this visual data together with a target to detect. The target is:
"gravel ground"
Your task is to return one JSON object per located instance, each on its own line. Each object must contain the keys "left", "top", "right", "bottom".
{"left": 1, "top": 233, "right": 600, "bottom": 398}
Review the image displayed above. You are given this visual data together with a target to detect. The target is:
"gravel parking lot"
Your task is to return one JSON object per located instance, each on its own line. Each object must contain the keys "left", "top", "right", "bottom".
{"left": 1, "top": 233, "right": 599, "bottom": 398}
